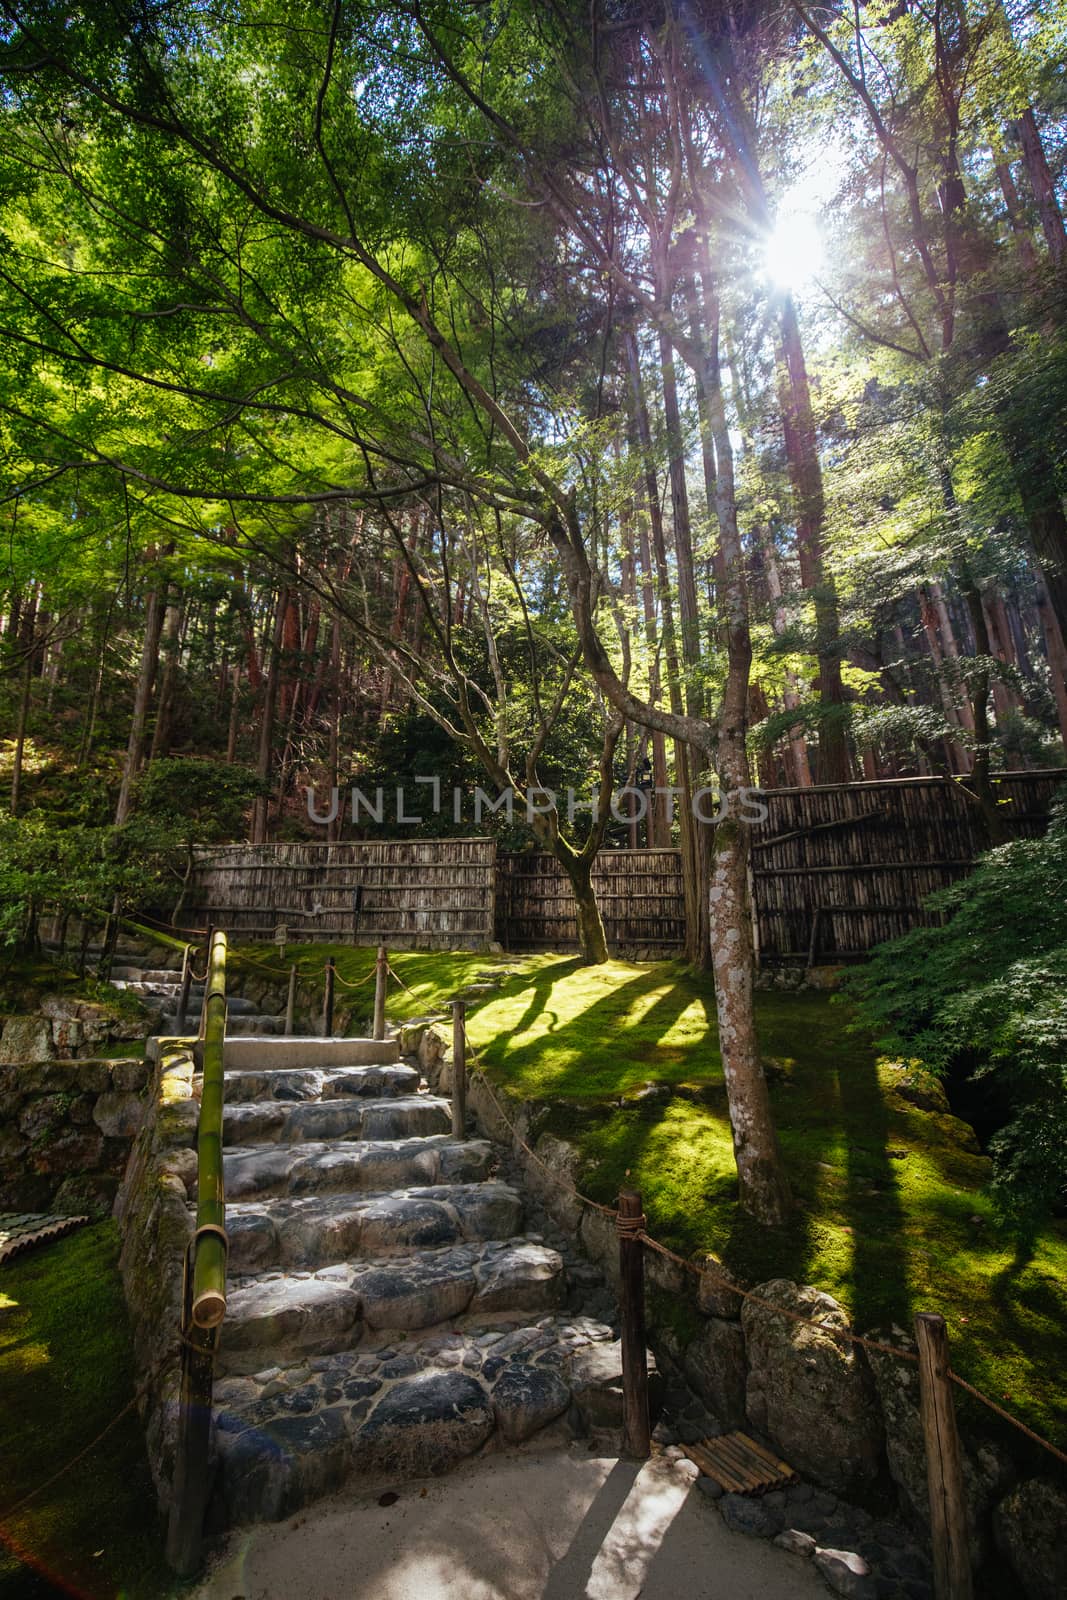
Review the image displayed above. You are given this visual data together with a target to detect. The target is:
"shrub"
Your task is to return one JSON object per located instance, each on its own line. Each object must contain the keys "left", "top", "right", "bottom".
{"left": 845, "top": 792, "right": 1067, "bottom": 1226}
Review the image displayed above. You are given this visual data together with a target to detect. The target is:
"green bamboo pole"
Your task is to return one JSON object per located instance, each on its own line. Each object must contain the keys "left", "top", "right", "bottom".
{"left": 192, "top": 929, "right": 227, "bottom": 1328}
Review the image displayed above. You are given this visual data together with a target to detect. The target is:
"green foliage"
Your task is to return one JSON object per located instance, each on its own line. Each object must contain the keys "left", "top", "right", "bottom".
{"left": 130, "top": 758, "right": 268, "bottom": 842}
{"left": 845, "top": 795, "right": 1067, "bottom": 1225}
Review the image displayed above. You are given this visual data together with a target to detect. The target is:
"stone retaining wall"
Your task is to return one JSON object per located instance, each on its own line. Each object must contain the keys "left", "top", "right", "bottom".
{"left": 0, "top": 998, "right": 153, "bottom": 1214}
{"left": 405, "top": 1018, "right": 1067, "bottom": 1600}
{"left": 114, "top": 1036, "right": 201, "bottom": 1511}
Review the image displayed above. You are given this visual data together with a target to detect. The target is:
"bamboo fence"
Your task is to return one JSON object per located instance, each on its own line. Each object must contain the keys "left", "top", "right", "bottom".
{"left": 179, "top": 772, "right": 1064, "bottom": 962}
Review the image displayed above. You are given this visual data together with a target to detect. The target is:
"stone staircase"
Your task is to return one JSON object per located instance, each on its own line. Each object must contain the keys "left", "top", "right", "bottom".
{"left": 110, "top": 963, "right": 286, "bottom": 1036}
{"left": 205, "top": 1030, "right": 618, "bottom": 1528}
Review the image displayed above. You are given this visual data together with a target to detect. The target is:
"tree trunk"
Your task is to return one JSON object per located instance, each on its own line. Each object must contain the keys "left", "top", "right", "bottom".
{"left": 115, "top": 582, "right": 166, "bottom": 825}
{"left": 250, "top": 589, "right": 288, "bottom": 845}
{"left": 774, "top": 296, "right": 850, "bottom": 784}
{"left": 562, "top": 854, "right": 609, "bottom": 965}
{"left": 1015, "top": 108, "right": 1067, "bottom": 267}
{"left": 1037, "top": 588, "right": 1067, "bottom": 755}
{"left": 149, "top": 590, "right": 183, "bottom": 761}
{"left": 10, "top": 652, "right": 32, "bottom": 817}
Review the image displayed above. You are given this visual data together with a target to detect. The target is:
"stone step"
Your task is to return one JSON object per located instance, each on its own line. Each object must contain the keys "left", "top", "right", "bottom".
{"left": 223, "top": 1063, "right": 420, "bottom": 1105}
{"left": 223, "top": 1095, "right": 451, "bottom": 1148}
{"left": 225, "top": 1182, "right": 525, "bottom": 1273}
{"left": 224, "top": 1135, "right": 493, "bottom": 1201}
{"left": 223, "top": 1036, "right": 401, "bottom": 1071}
{"left": 218, "top": 1240, "right": 565, "bottom": 1373}
{"left": 225, "top": 1014, "right": 285, "bottom": 1036}
{"left": 211, "top": 1315, "right": 618, "bottom": 1526}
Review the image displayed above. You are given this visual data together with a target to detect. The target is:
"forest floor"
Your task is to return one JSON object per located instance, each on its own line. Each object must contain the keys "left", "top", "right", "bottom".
{"left": 249, "top": 944, "right": 1067, "bottom": 1454}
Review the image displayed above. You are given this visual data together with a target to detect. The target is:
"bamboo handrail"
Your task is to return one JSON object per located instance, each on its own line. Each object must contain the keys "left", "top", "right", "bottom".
{"left": 166, "top": 928, "right": 227, "bottom": 1576}
{"left": 191, "top": 929, "right": 228, "bottom": 1328}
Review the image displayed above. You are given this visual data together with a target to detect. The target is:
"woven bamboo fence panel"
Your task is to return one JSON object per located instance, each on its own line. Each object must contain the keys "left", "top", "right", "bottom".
{"left": 184, "top": 838, "right": 497, "bottom": 948}
{"left": 750, "top": 769, "right": 1064, "bottom": 963}
{"left": 497, "top": 848, "right": 686, "bottom": 953}
{"left": 181, "top": 772, "right": 1063, "bottom": 959}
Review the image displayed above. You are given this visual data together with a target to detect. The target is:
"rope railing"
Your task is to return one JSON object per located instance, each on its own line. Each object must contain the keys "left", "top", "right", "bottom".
{"left": 459, "top": 1022, "right": 1067, "bottom": 1474}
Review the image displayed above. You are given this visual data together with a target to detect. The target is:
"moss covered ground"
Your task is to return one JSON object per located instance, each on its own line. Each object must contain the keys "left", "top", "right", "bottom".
{"left": 0, "top": 1222, "right": 172, "bottom": 1600}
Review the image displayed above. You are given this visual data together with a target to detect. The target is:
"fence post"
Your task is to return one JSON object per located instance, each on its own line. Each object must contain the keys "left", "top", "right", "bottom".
{"left": 617, "top": 1189, "right": 651, "bottom": 1459}
{"left": 915, "top": 1312, "right": 973, "bottom": 1600}
{"left": 451, "top": 999, "right": 467, "bottom": 1139}
{"left": 175, "top": 943, "right": 192, "bottom": 1032}
{"left": 322, "top": 957, "right": 335, "bottom": 1037}
{"left": 373, "top": 945, "right": 387, "bottom": 1040}
{"left": 284, "top": 964, "right": 297, "bottom": 1037}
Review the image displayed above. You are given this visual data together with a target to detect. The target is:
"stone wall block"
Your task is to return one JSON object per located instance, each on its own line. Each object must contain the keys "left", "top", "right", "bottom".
{"left": 0, "top": 1016, "right": 54, "bottom": 1065}
{"left": 741, "top": 1278, "right": 885, "bottom": 1497}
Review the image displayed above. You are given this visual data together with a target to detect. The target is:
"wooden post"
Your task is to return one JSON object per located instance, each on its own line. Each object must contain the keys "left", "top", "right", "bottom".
{"left": 617, "top": 1189, "right": 651, "bottom": 1459}
{"left": 915, "top": 1312, "right": 973, "bottom": 1600}
{"left": 373, "top": 945, "right": 387, "bottom": 1040}
{"left": 451, "top": 999, "right": 467, "bottom": 1140}
{"left": 284, "top": 964, "right": 297, "bottom": 1037}
{"left": 175, "top": 943, "right": 192, "bottom": 1032}
{"left": 322, "top": 957, "right": 336, "bottom": 1037}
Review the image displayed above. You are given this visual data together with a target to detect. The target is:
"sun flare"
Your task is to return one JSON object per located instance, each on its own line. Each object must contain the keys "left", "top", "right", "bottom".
{"left": 763, "top": 211, "right": 824, "bottom": 293}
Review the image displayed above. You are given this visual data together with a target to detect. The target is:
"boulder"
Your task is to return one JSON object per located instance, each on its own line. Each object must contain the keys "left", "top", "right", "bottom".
{"left": 359, "top": 1372, "right": 494, "bottom": 1473}
{"left": 886, "top": 1064, "right": 950, "bottom": 1114}
{"left": 993, "top": 1479, "right": 1067, "bottom": 1600}
{"left": 683, "top": 1316, "right": 747, "bottom": 1430}
{"left": 29, "top": 1127, "right": 105, "bottom": 1176}
{"left": 92, "top": 1091, "right": 144, "bottom": 1139}
{"left": 491, "top": 1361, "right": 570, "bottom": 1442}
{"left": 697, "top": 1256, "right": 743, "bottom": 1320}
{"left": 741, "top": 1279, "right": 884, "bottom": 1497}
{"left": 864, "top": 1333, "right": 1012, "bottom": 1566}
{"left": 720, "top": 1494, "right": 783, "bottom": 1538}
{"left": 812, "top": 1548, "right": 876, "bottom": 1599}
{"left": 0, "top": 1016, "right": 54, "bottom": 1065}
{"left": 471, "top": 1243, "right": 562, "bottom": 1314}
{"left": 565, "top": 1339, "right": 663, "bottom": 1430}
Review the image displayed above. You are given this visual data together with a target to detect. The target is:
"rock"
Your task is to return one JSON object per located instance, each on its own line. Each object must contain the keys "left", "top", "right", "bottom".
{"left": 92, "top": 1091, "right": 144, "bottom": 1139}
{"left": 53, "top": 1173, "right": 118, "bottom": 1218}
{"left": 683, "top": 1317, "right": 747, "bottom": 1429}
{"left": 471, "top": 1243, "right": 562, "bottom": 1314}
{"left": 357, "top": 1259, "right": 476, "bottom": 1330}
{"left": 741, "top": 1279, "right": 884, "bottom": 1497}
{"left": 566, "top": 1340, "right": 662, "bottom": 1430}
{"left": 813, "top": 1548, "right": 876, "bottom": 1599}
{"left": 0, "top": 1016, "right": 54, "bottom": 1065}
{"left": 697, "top": 1256, "right": 743, "bottom": 1320}
{"left": 696, "top": 1475, "right": 723, "bottom": 1500}
{"left": 864, "top": 1334, "right": 1011, "bottom": 1566}
{"left": 887, "top": 1065, "right": 950, "bottom": 1114}
{"left": 719, "top": 1494, "right": 782, "bottom": 1537}
{"left": 775, "top": 1528, "right": 816, "bottom": 1557}
{"left": 993, "top": 1479, "right": 1067, "bottom": 1600}
{"left": 111, "top": 1058, "right": 150, "bottom": 1092}
{"left": 359, "top": 1372, "right": 494, "bottom": 1473}
{"left": 526, "top": 1135, "right": 583, "bottom": 1231}
{"left": 29, "top": 1128, "right": 105, "bottom": 1175}
{"left": 491, "top": 1361, "right": 570, "bottom": 1442}
{"left": 218, "top": 1406, "right": 352, "bottom": 1524}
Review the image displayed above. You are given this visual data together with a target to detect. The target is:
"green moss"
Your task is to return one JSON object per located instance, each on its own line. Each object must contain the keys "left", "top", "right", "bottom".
{"left": 233, "top": 943, "right": 509, "bottom": 1027}
{"left": 461, "top": 956, "right": 1067, "bottom": 1451}
{"left": 0, "top": 1222, "right": 174, "bottom": 1599}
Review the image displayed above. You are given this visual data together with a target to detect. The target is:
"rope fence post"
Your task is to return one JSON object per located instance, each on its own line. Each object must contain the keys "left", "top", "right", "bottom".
{"left": 322, "top": 957, "right": 336, "bottom": 1037}
{"left": 285, "top": 964, "right": 297, "bottom": 1037}
{"left": 175, "top": 943, "right": 192, "bottom": 1032}
{"left": 451, "top": 999, "right": 467, "bottom": 1140}
{"left": 373, "top": 945, "right": 387, "bottom": 1040}
{"left": 915, "top": 1312, "right": 973, "bottom": 1600}
{"left": 617, "top": 1189, "right": 651, "bottom": 1460}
